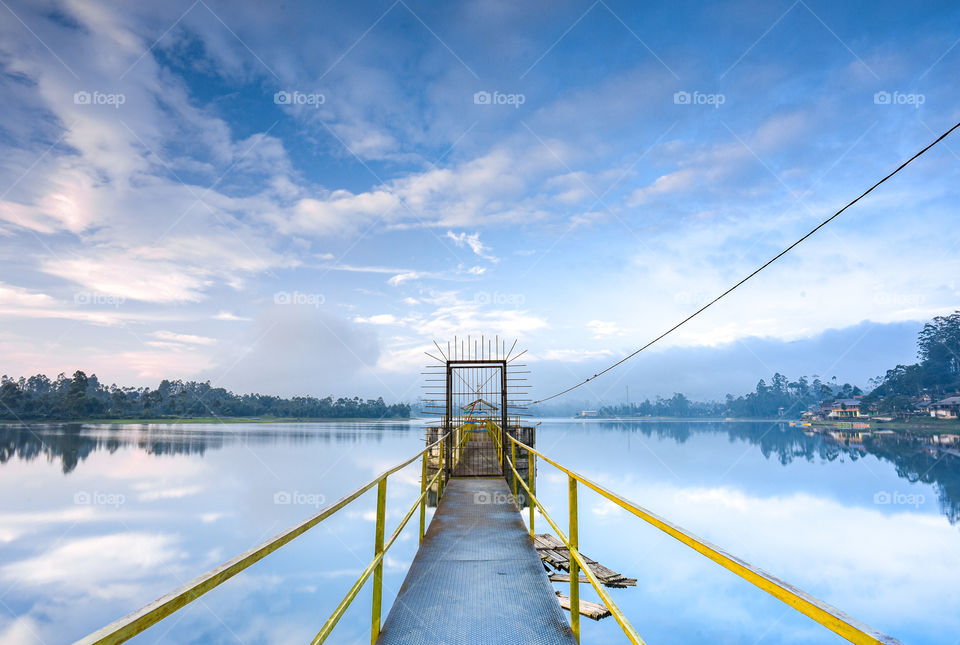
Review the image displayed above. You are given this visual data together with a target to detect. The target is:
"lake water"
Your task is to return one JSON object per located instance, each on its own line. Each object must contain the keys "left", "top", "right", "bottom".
{"left": 0, "top": 420, "right": 957, "bottom": 644}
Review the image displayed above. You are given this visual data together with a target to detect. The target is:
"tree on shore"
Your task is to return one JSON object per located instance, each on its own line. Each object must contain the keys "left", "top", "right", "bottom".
{"left": 0, "top": 372, "right": 410, "bottom": 421}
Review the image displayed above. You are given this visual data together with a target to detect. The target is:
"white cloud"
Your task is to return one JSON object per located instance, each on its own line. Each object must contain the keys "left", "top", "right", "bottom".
{"left": 354, "top": 314, "right": 399, "bottom": 325}
{"left": 587, "top": 320, "right": 621, "bottom": 337}
{"left": 537, "top": 348, "right": 614, "bottom": 362}
{"left": 0, "top": 283, "right": 55, "bottom": 308}
{"left": 282, "top": 190, "right": 399, "bottom": 236}
{"left": 152, "top": 331, "right": 217, "bottom": 346}
{"left": 213, "top": 311, "right": 250, "bottom": 321}
{"left": 445, "top": 231, "right": 498, "bottom": 262}
{"left": 627, "top": 167, "right": 698, "bottom": 205}
{"left": 42, "top": 254, "right": 211, "bottom": 303}
{"left": 0, "top": 616, "right": 42, "bottom": 645}
{"left": 387, "top": 272, "right": 421, "bottom": 286}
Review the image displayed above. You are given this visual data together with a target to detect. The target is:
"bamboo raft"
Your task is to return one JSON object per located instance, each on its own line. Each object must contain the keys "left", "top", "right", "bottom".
{"left": 534, "top": 533, "right": 638, "bottom": 588}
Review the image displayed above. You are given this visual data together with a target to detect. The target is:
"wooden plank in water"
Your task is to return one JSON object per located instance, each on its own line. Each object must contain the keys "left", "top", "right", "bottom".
{"left": 534, "top": 533, "right": 637, "bottom": 588}
{"left": 555, "top": 591, "right": 611, "bottom": 620}
{"left": 548, "top": 573, "right": 589, "bottom": 584}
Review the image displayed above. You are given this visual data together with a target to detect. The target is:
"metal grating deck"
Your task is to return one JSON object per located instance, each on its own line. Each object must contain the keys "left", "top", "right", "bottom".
{"left": 376, "top": 478, "right": 576, "bottom": 645}
{"left": 452, "top": 433, "right": 501, "bottom": 477}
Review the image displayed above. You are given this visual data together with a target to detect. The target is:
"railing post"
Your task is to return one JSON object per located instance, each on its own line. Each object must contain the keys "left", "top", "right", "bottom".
{"left": 569, "top": 475, "right": 580, "bottom": 642}
{"left": 438, "top": 437, "right": 444, "bottom": 498}
{"left": 528, "top": 448, "right": 535, "bottom": 537}
{"left": 419, "top": 450, "right": 427, "bottom": 544}
{"left": 511, "top": 439, "right": 517, "bottom": 500}
{"left": 371, "top": 478, "right": 387, "bottom": 645}
{"left": 500, "top": 426, "right": 504, "bottom": 466}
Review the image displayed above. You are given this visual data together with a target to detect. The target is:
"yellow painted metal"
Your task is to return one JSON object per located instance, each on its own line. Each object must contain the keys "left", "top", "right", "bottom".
{"left": 312, "top": 465, "right": 443, "bottom": 644}
{"left": 498, "top": 425, "right": 502, "bottom": 464}
{"left": 511, "top": 441, "right": 518, "bottom": 499}
{"left": 76, "top": 435, "right": 449, "bottom": 645}
{"left": 504, "top": 454, "right": 645, "bottom": 645}
{"left": 371, "top": 478, "right": 387, "bottom": 644}
{"left": 438, "top": 437, "right": 444, "bottom": 498}
{"left": 568, "top": 475, "right": 580, "bottom": 643}
{"left": 528, "top": 449, "right": 535, "bottom": 537}
{"left": 504, "top": 435, "right": 902, "bottom": 645}
{"left": 419, "top": 451, "right": 427, "bottom": 544}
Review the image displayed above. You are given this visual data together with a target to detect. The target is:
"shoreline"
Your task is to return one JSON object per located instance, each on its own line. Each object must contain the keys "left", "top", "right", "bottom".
{"left": 568, "top": 416, "right": 960, "bottom": 435}
{"left": 1, "top": 416, "right": 413, "bottom": 425}
{"left": 2, "top": 415, "right": 957, "bottom": 436}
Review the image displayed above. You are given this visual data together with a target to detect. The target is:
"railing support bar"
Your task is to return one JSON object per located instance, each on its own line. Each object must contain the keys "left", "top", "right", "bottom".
{"left": 528, "top": 448, "right": 535, "bottom": 537}
{"left": 438, "top": 437, "right": 444, "bottom": 498}
{"left": 569, "top": 475, "right": 580, "bottom": 642}
{"left": 511, "top": 440, "right": 518, "bottom": 500}
{"left": 371, "top": 478, "right": 386, "bottom": 644}
{"left": 419, "top": 451, "right": 427, "bottom": 544}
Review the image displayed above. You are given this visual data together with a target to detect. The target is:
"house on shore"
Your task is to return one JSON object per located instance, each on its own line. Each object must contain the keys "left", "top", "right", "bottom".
{"left": 930, "top": 396, "right": 960, "bottom": 419}
{"left": 826, "top": 398, "right": 862, "bottom": 419}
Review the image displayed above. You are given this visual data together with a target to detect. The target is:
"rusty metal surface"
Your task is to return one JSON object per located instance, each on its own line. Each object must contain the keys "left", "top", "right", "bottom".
{"left": 376, "top": 478, "right": 575, "bottom": 645}
{"left": 452, "top": 433, "right": 501, "bottom": 477}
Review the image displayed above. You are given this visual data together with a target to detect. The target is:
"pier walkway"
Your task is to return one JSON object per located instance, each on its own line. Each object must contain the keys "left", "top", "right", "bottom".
{"left": 75, "top": 347, "right": 904, "bottom": 645}
{"left": 376, "top": 477, "right": 575, "bottom": 645}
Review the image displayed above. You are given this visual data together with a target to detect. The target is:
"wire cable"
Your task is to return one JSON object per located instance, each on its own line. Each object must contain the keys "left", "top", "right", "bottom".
{"left": 532, "top": 120, "right": 960, "bottom": 405}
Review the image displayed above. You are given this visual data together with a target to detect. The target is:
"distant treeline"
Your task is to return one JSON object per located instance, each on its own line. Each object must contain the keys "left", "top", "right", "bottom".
{"left": 0, "top": 371, "right": 410, "bottom": 420}
{"left": 597, "top": 310, "right": 960, "bottom": 419}
{"left": 596, "top": 375, "right": 861, "bottom": 419}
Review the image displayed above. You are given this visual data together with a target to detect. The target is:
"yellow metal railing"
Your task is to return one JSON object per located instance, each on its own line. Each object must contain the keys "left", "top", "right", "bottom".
{"left": 75, "top": 432, "right": 460, "bottom": 645}
{"left": 501, "top": 434, "right": 902, "bottom": 645}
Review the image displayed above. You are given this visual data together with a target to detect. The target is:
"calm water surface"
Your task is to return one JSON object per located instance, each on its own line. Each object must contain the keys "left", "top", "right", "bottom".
{"left": 0, "top": 420, "right": 957, "bottom": 644}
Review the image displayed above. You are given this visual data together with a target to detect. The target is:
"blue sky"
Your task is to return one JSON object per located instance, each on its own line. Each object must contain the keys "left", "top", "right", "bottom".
{"left": 0, "top": 0, "right": 958, "bottom": 403}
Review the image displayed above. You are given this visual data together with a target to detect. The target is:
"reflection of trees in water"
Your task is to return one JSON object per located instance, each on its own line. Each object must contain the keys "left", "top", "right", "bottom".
{"left": 0, "top": 424, "right": 409, "bottom": 474}
{"left": 601, "top": 420, "right": 960, "bottom": 524}
{"left": 862, "top": 436, "right": 960, "bottom": 525}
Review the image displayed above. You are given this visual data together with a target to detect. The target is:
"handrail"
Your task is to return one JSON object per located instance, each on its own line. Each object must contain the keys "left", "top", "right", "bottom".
{"left": 311, "top": 464, "right": 445, "bottom": 643}
{"left": 500, "top": 438, "right": 644, "bottom": 644}
{"left": 313, "top": 427, "right": 471, "bottom": 644}
{"left": 503, "top": 434, "right": 903, "bottom": 645}
{"left": 75, "top": 433, "right": 451, "bottom": 645}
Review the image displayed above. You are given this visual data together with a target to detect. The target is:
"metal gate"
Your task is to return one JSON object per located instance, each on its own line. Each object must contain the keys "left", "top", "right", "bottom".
{"left": 421, "top": 336, "right": 529, "bottom": 478}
